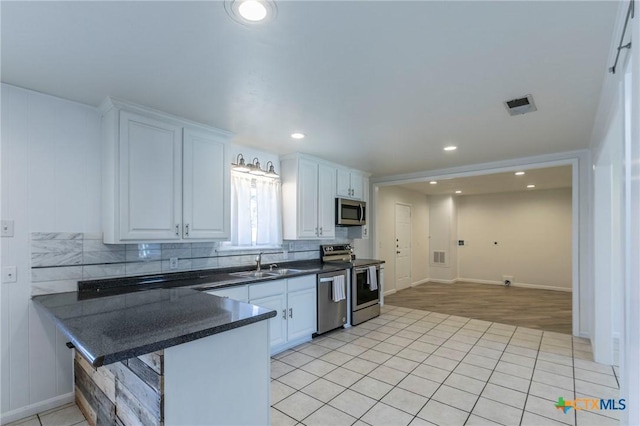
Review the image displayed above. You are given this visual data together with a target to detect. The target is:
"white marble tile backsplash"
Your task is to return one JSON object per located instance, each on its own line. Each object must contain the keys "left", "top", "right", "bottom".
{"left": 29, "top": 232, "right": 351, "bottom": 295}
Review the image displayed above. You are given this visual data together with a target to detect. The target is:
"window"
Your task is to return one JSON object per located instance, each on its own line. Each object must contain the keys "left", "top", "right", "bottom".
{"left": 225, "top": 170, "right": 282, "bottom": 247}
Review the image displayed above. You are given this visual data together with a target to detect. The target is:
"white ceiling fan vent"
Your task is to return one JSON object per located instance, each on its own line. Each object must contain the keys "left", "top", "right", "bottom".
{"left": 504, "top": 94, "right": 537, "bottom": 116}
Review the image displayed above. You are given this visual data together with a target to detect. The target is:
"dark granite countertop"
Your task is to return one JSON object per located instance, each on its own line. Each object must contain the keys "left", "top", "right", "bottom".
{"left": 32, "top": 288, "right": 276, "bottom": 367}
{"left": 32, "top": 258, "right": 385, "bottom": 368}
{"left": 76, "top": 259, "right": 382, "bottom": 297}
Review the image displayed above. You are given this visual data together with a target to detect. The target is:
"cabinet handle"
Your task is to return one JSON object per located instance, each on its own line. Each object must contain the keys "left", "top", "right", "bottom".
{"left": 289, "top": 308, "right": 293, "bottom": 318}
{"left": 315, "top": 227, "right": 319, "bottom": 236}
{"left": 175, "top": 224, "right": 180, "bottom": 236}
{"left": 319, "top": 227, "right": 323, "bottom": 236}
{"left": 282, "top": 309, "right": 287, "bottom": 320}
{"left": 185, "top": 224, "right": 190, "bottom": 237}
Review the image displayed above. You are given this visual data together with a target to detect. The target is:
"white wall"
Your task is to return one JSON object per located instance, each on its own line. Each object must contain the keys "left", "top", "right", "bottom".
{"left": 1, "top": 84, "right": 102, "bottom": 422}
{"left": 592, "top": 92, "right": 623, "bottom": 365}
{"left": 457, "top": 188, "right": 572, "bottom": 290}
{"left": 588, "top": 1, "right": 639, "bottom": 422}
{"left": 376, "top": 186, "right": 429, "bottom": 294}
{"left": 427, "top": 195, "right": 457, "bottom": 283}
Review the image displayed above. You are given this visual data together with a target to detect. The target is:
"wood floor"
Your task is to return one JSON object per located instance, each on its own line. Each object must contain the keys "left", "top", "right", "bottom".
{"left": 384, "top": 281, "right": 572, "bottom": 334}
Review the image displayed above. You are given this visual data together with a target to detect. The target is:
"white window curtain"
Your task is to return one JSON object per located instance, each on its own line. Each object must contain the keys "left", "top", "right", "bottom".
{"left": 229, "top": 170, "right": 282, "bottom": 246}
{"left": 230, "top": 172, "right": 253, "bottom": 246}
{"left": 255, "top": 177, "right": 282, "bottom": 246}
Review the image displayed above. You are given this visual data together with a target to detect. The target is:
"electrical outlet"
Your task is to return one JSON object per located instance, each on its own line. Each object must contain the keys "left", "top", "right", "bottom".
{"left": 1, "top": 220, "right": 14, "bottom": 237}
{"left": 169, "top": 257, "right": 178, "bottom": 269}
{"left": 2, "top": 266, "right": 17, "bottom": 283}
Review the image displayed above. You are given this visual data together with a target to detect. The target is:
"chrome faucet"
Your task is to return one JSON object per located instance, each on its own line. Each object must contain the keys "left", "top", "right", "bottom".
{"left": 255, "top": 252, "right": 264, "bottom": 272}
{"left": 269, "top": 264, "right": 279, "bottom": 271}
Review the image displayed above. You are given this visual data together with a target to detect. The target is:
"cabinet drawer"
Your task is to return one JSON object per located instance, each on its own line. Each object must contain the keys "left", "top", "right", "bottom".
{"left": 287, "top": 275, "right": 316, "bottom": 292}
{"left": 205, "top": 285, "right": 248, "bottom": 302}
{"left": 249, "top": 279, "right": 286, "bottom": 300}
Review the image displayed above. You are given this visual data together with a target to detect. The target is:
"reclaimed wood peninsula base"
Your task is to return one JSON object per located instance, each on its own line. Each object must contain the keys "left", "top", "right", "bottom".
{"left": 75, "top": 320, "right": 270, "bottom": 426}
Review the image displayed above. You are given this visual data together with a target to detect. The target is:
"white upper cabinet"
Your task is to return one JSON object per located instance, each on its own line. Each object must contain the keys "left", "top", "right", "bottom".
{"left": 182, "top": 128, "right": 230, "bottom": 240}
{"left": 336, "top": 167, "right": 364, "bottom": 200}
{"left": 101, "top": 98, "right": 231, "bottom": 243}
{"left": 297, "top": 158, "right": 321, "bottom": 238}
{"left": 281, "top": 154, "right": 336, "bottom": 240}
{"left": 118, "top": 111, "right": 183, "bottom": 241}
{"left": 317, "top": 163, "right": 336, "bottom": 238}
{"left": 281, "top": 153, "right": 370, "bottom": 240}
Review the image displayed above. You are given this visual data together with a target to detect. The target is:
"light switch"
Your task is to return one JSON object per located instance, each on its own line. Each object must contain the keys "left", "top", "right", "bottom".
{"left": 2, "top": 266, "right": 17, "bottom": 283}
{"left": 1, "top": 220, "right": 14, "bottom": 237}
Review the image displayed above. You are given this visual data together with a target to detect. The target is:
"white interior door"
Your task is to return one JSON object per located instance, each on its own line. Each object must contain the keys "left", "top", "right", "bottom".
{"left": 395, "top": 203, "right": 412, "bottom": 290}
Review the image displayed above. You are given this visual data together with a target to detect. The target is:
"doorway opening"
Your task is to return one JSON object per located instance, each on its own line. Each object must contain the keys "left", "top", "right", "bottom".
{"left": 372, "top": 160, "right": 580, "bottom": 336}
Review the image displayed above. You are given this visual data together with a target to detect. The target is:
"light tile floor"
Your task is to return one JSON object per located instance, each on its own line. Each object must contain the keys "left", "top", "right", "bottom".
{"left": 6, "top": 403, "right": 87, "bottom": 426}
{"left": 271, "top": 305, "right": 620, "bottom": 426}
{"left": 8, "top": 305, "right": 620, "bottom": 426}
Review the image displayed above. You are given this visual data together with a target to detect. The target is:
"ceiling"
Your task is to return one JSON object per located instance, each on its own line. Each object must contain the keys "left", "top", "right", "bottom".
{"left": 1, "top": 1, "right": 618, "bottom": 178}
{"left": 398, "top": 165, "right": 572, "bottom": 196}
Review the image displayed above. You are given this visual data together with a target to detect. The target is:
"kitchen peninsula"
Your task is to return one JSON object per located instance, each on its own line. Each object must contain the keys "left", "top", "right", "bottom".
{"left": 33, "top": 287, "right": 276, "bottom": 426}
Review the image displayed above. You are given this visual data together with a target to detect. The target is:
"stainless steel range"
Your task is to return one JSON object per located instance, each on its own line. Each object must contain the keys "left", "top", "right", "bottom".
{"left": 321, "top": 244, "right": 381, "bottom": 326}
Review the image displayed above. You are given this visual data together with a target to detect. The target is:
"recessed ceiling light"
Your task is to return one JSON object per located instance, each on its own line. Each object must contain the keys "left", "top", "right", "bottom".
{"left": 238, "top": 0, "right": 267, "bottom": 21}
{"left": 527, "top": 184, "right": 535, "bottom": 188}
{"left": 291, "top": 132, "right": 305, "bottom": 140}
{"left": 455, "top": 190, "right": 462, "bottom": 194}
{"left": 444, "top": 146, "right": 457, "bottom": 151}
{"left": 430, "top": 181, "right": 437, "bottom": 185}
{"left": 224, "top": 0, "right": 277, "bottom": 25}
{"left": 515, "top": 171, "right": 525, "bottom": 176}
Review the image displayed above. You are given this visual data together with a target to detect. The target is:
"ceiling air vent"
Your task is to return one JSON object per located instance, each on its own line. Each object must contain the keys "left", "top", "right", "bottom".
{"left": 504, "top": 94, "right": 537, "bottom": 116}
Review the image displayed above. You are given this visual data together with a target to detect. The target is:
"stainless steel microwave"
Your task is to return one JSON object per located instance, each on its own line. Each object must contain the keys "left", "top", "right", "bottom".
{"left": 336, "top": 198, "right": 366, "bottom": 226}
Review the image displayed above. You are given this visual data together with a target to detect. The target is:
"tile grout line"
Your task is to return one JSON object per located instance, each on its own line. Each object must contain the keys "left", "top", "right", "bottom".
{"left": 462, "top": 323, "right": 519, "bottom": 426}
{"left": 517, "top": 327, "right": 544, "bottom": 426}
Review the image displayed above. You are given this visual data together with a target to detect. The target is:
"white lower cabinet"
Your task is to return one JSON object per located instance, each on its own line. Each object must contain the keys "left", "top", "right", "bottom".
{"left": 249, "top": 275, "right": 317, "bottom": 354}
{"left": 204, "top": 285, "right": 248, "bottom": 302}
{"left": 286, "top": 277, "right": 317, "bottom": 342}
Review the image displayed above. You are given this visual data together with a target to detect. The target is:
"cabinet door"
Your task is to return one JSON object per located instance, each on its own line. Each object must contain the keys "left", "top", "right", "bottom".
{"left": 205, "top": 285, "right": 248, "bottom": 302}
{"left": 250, "top": 293, "right": 287, "bottom": 348}
{"left": 350, "top": 172, "right": 364, "bottom": 200}
{"left": 336, "top": 168, "right": 352, "bottom": 198}
{"left": 183, "top": 128, "right": 230, "bottom": 240}
{"left": 287, "top": 287, "right": 317, "bottom": 341}
{"left": 298, "top": 158, "right": 320, "bottom": 238}
{"left": 119, "top": 111, "right": 183, "bottom": 240}
{"left": 317, "top": 163, "right": 336, "bottom": 239}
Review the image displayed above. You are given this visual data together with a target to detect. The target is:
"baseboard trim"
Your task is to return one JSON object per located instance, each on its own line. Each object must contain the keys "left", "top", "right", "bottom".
{"left": 458, "top": 278, "right": 572, "bottom": 292}
{"left": 428, "top": 279, "right": 457, "bottom": 284}
{"left": 1, "top": 392, "right": 74, "bottom": 425}
{"left": 411, "top": 278, "right": 430, "bottom": 287}
{"left": 384, "top": 289, "right": 396, "bottom": 296}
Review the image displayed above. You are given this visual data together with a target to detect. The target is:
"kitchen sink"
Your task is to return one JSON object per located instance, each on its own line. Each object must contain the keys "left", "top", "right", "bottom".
{"left": 229, "top": 271, "right": 269, "bottom": 278}
{"left": 229, "top": 268, "right": 304, "bottom": 279}
{"left": 266, "top": 268, "right": 303, "bottom": 276}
